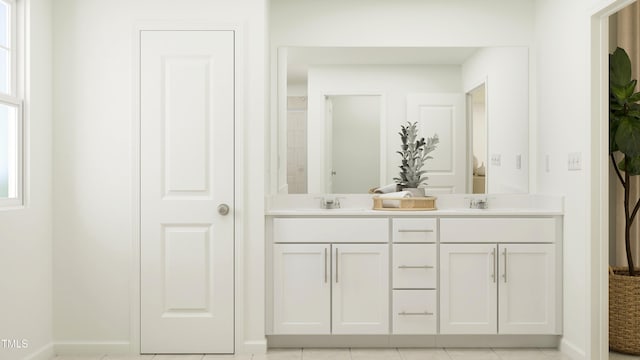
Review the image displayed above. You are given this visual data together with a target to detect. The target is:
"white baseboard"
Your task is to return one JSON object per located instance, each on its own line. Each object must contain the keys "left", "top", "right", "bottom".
{"left": 240, "top": 340, "right": 267, "bottom": 355}
{"left": 23, "top": 343, "right": 55, "bottom": 360}
{"left": 54, "top": 341, "right": 131, "bottom": 355}
{"left": 560, "top": 338, "right": 586, "bottom": 360}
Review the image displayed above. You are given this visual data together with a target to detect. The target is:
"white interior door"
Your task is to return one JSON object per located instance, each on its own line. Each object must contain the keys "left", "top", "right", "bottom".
{"left": 273, "top": 244, "right": 331, "bottom": 334}
{"left": 440, "top": 243, "right": 497, "bottom": 334}
{"left": 332, "top": 244, "right": 389, "bottom": 334}
{"left": 498, "top": 244, "right": 557, "bottom": 334}
{"left": 140, "top": 30, "right": 235, "bottom": 354}
{"left": 406, "top": 93, "right": 466, "bottom": 194}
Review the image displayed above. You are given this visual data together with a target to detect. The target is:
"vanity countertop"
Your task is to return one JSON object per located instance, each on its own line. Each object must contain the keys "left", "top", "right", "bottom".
{"left": 265, "top": 194, "right": 564, "bottom": 217}
{"left": 265, "top": 208, "right": 563, "bottom": 216}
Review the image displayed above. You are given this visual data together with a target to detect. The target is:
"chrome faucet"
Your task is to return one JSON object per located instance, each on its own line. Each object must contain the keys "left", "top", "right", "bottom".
{"left": 469, "top": 197, "right": 489, "bottom": 209}
{"left": 316, "top": 196, "right": 343, "bottom": 209}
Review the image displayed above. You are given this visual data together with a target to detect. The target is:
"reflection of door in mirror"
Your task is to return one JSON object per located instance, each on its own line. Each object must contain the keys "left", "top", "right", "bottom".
{"left": 469, "top": 84, "right": 487, "bottom": 194}
{"left": 325, "top": 95, "right": 381, "bottom": 194}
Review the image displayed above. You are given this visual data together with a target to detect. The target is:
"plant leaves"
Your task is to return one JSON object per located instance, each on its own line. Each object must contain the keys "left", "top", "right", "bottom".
{"left": 615, "top": 116, "right": 640, "bottom": 157}
{"left": 618, "top": 156, "right": 640, "bottom": 176}
{"left": 612, "top": 83, "right": 630, "bottom": 103}
{"left": 629, "top": 92, "right": 640, "bottom": 104}
{"left": 611, "top": 116, "right": 620, "bottom": 153}
{"left": 611, "top": 47, "right": 632, "bottom": 87}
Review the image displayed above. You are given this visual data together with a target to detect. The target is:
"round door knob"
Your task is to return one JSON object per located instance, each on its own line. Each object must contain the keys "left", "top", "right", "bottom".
{"left": 217, "top": 204, "right": 230, "bottom": 216}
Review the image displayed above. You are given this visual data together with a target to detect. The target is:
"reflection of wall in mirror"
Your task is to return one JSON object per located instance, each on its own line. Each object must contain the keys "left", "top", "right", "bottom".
{"left": 287, "top": 95, "right": 308, "bottom": 194}
{"left": 307, "top": 65, "right": 461, "bottom": 194}
{"left": 462, "top": 47, "right": 529, "bottom": 193}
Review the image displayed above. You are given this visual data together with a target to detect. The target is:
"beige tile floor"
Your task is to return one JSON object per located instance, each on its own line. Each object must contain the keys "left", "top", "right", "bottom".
{"left": 48, "top": 348, "right": 640, "bottom": 360}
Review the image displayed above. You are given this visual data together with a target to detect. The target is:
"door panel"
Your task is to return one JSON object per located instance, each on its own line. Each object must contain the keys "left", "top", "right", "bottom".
{"left": 273, "top": 244, "right": 331, "bottom": 334}
{"left": 440, "top": 244, "right": 497, "bottom": 334}
{"left": 332, "top": 244, "right": 389, "bottom": 334}
{"left": 498, "top": 244, "right": 557, "bottom": 334}
{"left": 406, "top": 93, "right": 466, "bottom": 193}
{"left": 141, "top": 30, "right": 234, "bottom": 354}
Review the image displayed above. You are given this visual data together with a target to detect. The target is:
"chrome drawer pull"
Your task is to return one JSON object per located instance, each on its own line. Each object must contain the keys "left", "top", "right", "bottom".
{"left": 502, "top": 248, "right": 508, "bottom": 283}
{"left": 335, "top": 247, "right": 339, "bottom": 283}
{"left": 398, "top": 229, "right": 434, "bottom": 233}
{"left": 398, "top": 311, "right": 434, "bottom": 316}
{"left": 398, "top": 265, "right": 434, "bottom": 269}
{"left": 491, "top": 248, "right": 496, "bottom": 283}
{"left": 324, "top": 248, "right": 328, "bottom": 283}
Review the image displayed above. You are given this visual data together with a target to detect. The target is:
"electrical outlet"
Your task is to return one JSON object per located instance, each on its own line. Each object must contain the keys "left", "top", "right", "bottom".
{"left": 516, "top": 154, "right": 522, "bottom": 170}
{"left": 568, "top": 152, "right": 582, "bottom": 171}
{"left": 491, "top": 154, "right": 501, "bottom": 166}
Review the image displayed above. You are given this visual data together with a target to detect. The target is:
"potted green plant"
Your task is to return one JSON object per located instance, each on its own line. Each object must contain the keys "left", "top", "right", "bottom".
{"left": 393, "top": 121, "right": 439, "bottom": 196}
{"left": 609, "top": 47, "right": 640, "bottom": 355}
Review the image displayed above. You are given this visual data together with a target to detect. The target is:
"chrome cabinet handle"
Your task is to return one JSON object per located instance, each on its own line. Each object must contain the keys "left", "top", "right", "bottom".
{"left": 398, "top": 229, "right": 434, "bottom": 233}
{"left": 398, "top": 265, "right": 434, "bottom": 269}
{"left": 335, "top": 247, "right": 339, "bottom": 283}
{"left": 324, "top": 248, "right": 328, "bottom": 283}
{"left": 502, "top": 248, "right": 508, "bottom": 283}
{"left": 491, "top": 248, "right": 496, "bottom": 283}
{"left": 217, "top": 204, "right": 230, "bottom": 216}
{"left": 398, "top": 311, "right": 434, "bottom": 316}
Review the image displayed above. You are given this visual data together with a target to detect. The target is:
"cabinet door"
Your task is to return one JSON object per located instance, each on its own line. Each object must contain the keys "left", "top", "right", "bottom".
{"left": 332, "top": 244, "right": 389, "bottom": 334}
{"left": 440, "top": 244, "right": 497, "bottom": 334}
{"left": 498, "top": 244, "right": 557, "bottom": 334}
{"left": 273, "top": 244, "right": 331, "bottom": 334}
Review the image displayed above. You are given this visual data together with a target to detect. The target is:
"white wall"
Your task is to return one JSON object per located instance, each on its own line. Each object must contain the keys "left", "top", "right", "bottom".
{"left": 462, "top": 47, "right": 529, "bottom": 193}
{"left": 52, "top": 0, "right": 267, "bottom": 353}
{"left": 0, "top": 0, "right": 53, "bottom": 359}
{"left": 271, "top": 0, "right": 534, "bottom": 48}
{"left": 306, "top": 65, "right": 461, "bottom": 193}
{"left": 534, "top": 0, "right": 594, "bottom": 358}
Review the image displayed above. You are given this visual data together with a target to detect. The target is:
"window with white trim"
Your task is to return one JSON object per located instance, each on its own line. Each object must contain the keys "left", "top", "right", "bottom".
{"left": 0, "top": 0, "right": 21, "bottom": 207}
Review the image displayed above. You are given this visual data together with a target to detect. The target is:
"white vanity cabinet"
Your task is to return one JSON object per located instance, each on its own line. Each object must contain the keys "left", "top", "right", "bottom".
{"left": 271, "top": 218, "right": 389, "bottom": 335}
{"left": 440, "top": 243, "right": 498, "bottom": 334}
{"left": 391, "top": 218, "right": 438, "bottom": 334}
{"left": 273, "top": 244, "right": 331, "bottom": 334}
{"left": 332, "top": 244, "right": 389, "bottom": 334}
{"left": 498, "top": 243, "right": 557, "bottom": 334}
{"left": 439, "top": 218, "right": 560, "bottom": 335}
{"left": 267, "top": 212, "right": 562, "bottom": 344}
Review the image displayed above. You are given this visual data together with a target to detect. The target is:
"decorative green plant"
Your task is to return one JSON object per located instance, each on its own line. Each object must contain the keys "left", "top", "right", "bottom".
{"left": 393, "top": 121, "right": 439, "bottom": 189}
{"left": 610, "top": 47, "right": 640, "bottom": 276}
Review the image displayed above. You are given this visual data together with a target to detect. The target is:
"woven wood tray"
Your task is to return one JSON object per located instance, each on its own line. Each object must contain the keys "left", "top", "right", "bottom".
{"left": 372, "top": 196, "right": 437, "bottom": 211}
{"left": 609, "top": 266, "right": 640, "bottom": 355}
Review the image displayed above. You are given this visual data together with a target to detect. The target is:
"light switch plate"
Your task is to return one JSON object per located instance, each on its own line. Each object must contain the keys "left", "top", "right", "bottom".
{"left": 516, "top": 154, "right": 522, "bottom": 170}
{"left": 568, "top": 152, "right": 582, "bottom": 171}
{"left": 491, "top": 154, "right": 501, "bottom": 166}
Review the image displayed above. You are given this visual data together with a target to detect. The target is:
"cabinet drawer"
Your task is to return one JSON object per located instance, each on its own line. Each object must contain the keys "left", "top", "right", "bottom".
{"left": 440, "top": 218, "right": 557, "bottom": 243}
{"left": 273, "top": 218, "right": 389, "bottom": 243}
{"left": 392, "top": 218, "right": 437, "bottom": 243}
{"left": 393, "top": 290, "right": 437, "bottom": 334}
{"left": 393, "top": 244, "right": 436, "bottom": 289}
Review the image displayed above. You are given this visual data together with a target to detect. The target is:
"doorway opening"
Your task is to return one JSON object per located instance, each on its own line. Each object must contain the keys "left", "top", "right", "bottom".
{"left": 324, "top": 95, "right": 382, "bottom": 194}
{"left": 468, "top": 83, "right": 487, "bottom": 194}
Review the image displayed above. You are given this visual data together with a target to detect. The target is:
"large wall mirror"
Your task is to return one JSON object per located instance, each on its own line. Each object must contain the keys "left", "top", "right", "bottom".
{"left": 277, "top": 47, "right": 530, "bottom": 195}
